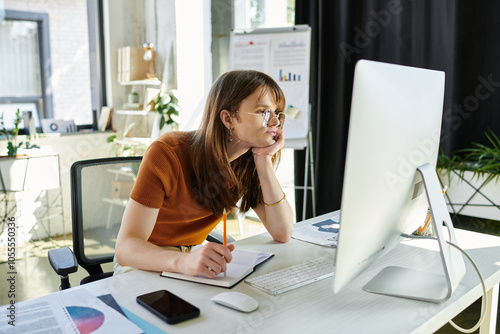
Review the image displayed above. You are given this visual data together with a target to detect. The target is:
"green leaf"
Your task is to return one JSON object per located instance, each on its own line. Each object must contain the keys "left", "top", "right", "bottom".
{"left": 152, "top": 90, "right": 180, "bottom": 130}
{"left": 106, "top": 134, "right": 117, "bottom": 143}
{"left": 438, "top": 129, "right": 500, "bottom": 180}
{"left": 159, "top": 115, "right": 166, "bottom": 130}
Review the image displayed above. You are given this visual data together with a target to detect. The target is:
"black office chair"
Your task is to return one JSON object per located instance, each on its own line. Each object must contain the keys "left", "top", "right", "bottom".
{"left": 48, "top": 156, "right": 233, "bottom": 290}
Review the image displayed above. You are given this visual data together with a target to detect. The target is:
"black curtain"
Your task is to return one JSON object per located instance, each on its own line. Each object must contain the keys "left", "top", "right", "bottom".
{"left": 294, "top": 0, "right": 500, "bottom": 219}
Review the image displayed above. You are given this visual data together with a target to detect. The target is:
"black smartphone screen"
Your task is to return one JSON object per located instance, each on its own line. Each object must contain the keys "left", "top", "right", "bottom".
{"left": 136, "top": 290, "right": 200, "bottom": 324}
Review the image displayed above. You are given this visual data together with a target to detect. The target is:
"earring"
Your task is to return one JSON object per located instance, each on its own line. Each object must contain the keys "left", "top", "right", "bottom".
{"left": 227, "top": 128, "right": 233, "bottom": 143}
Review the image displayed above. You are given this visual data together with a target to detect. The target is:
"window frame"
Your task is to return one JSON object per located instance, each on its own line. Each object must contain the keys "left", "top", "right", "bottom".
{"left": 1, "top": 10, "right": 53, "bottom": 121}
{"left": 87, "top": 0, "right": 107, "bottom": 126}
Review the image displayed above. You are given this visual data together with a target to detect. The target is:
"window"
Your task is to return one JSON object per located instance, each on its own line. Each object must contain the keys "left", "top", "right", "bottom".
{"left": 234, "top": 0, "right": 295, "bottom": 30}
{"left": 212, "top": 0, "right": 296, "bottom": 80}
{"left": 0, "top": 10, "right": 52, "bottom": 130}
{"left": 1, "top": 3, "right": 94, "bottom": 129}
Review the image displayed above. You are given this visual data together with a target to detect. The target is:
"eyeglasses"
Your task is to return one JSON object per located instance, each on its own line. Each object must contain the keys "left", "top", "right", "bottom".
{"left": 236, "top": 109, "right": 285, "bottom": 128}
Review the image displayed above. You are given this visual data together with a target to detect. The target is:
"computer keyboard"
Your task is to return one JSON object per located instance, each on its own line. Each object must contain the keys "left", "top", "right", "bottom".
{"left": 245, "top": 257, "right": 335, "bottom": 295}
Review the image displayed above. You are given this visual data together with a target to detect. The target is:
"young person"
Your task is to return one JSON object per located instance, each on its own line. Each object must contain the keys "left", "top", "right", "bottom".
{"left": 114, "top": 70, "right": 294, "bottom": 277}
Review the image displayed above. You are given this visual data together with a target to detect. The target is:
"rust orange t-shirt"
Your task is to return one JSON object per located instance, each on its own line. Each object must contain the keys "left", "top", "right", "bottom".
{"left": 130, "top": 132, "right": 220, "bottom": 246}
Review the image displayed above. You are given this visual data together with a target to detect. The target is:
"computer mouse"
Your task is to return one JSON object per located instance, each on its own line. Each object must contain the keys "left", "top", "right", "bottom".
{"left": 211, "top": 292, "right": 258, "bottom": 313}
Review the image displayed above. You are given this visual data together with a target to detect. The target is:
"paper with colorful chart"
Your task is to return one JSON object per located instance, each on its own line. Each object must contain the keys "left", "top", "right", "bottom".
{"left": 0, "top": 289, "right": 143, "bottom": 334}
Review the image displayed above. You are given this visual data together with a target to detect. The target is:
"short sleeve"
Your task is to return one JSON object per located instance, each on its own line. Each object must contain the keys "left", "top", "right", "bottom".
{"left": 130, "top": 140, "right": 181, "bottom": 208}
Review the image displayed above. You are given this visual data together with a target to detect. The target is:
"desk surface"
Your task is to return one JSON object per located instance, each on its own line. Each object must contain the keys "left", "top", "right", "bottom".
{"left": 77, "top": 212, "right": 500, "bottom": 333}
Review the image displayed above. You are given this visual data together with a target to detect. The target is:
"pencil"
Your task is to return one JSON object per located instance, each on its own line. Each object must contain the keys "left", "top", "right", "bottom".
{"left": 223, "top": 208, "right": 227, "bottom": 246}
{"left": 417, "top": 186, "right": 449, "bottom": 234}
{"left": 418, "top": 212, "right": 432, "bottom": 234}
{"left": 223, "top": 208, "right": 227, "bottom": 277}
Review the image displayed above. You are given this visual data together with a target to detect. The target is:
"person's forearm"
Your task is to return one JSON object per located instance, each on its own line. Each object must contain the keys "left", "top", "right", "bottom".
{"left": 253, "top": 155, "right": 294, "bottom": 242}
{"left": 115, "top": 237, "right": 185, "bottom": 273}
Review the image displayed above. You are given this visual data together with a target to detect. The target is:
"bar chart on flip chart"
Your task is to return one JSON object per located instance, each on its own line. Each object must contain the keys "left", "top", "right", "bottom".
{"left": 229, "top": 25, "right": 311, "bottom": 141}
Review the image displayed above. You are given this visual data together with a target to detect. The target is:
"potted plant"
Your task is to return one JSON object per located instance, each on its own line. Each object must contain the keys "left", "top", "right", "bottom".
{"left": 437, "top": 129, "right": 500, "bottom": 221}
{"left": 151, "top": 90, "right": 180, "bottom": 139}
{"left": 0, "top": 109, "right": 23, "bottom": 158}
{"left": 107, "top": 90, "right": 180, "bottom": 154}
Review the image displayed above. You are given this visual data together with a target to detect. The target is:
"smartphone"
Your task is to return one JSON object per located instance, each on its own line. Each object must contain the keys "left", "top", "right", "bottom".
{"left": 136, "top": 290, "right": 200, "bottom": 324}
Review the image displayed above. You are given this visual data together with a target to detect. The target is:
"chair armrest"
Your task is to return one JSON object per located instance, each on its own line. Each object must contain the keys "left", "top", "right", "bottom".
{"left": 207, "top": 229, "right": 235, "bottom": 244}
{"left": 48, "top": 247, "right": 78, "bottom": 276}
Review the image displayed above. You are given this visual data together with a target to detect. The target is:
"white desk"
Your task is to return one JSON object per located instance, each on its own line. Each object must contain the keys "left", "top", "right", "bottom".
{"left": 73, "top": 211, "right": 500, "bottom": 334}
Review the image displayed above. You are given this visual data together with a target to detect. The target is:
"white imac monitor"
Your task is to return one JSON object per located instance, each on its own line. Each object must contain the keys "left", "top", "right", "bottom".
{"left": 333, "top": 60, "right": 465, "bottom": 302}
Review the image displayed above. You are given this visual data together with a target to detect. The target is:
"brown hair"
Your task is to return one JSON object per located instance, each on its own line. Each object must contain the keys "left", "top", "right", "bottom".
{"left": 190, "top": 70, "right": 286, "bottom": 216}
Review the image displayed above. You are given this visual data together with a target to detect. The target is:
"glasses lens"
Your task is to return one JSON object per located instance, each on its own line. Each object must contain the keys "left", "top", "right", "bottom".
{"left": 263, "top": 110, "right": 271, "bottom": 126}
{"left": 264, "top": 110, "right": 285, "bottom": 128}
{"left": 278, "top": 112, "right": 285, "bottom": 123}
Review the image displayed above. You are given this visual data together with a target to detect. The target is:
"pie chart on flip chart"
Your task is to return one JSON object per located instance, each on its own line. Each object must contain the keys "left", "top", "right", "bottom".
{"left": 66, "top": 306, "right": 105, "bottom": 334}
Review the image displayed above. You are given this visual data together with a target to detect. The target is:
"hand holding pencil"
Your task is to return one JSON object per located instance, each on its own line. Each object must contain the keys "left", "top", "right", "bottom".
{"left": 182, "top": 209, "right": 233, "bottom": 278}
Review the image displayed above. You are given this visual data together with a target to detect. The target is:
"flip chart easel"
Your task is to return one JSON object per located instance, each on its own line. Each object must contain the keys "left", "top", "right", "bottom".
{"left": 229, "top": 25, "right": 315, "bottom": 220}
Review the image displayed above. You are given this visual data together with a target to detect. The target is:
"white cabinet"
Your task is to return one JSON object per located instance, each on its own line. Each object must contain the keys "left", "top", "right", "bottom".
{"left": 0, "top": 154, "right": 63, "bottom": 245}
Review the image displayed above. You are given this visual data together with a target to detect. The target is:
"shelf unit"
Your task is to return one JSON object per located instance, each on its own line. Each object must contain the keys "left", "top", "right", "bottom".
{"left": 114, "top": 79, "right": 162, "bottom": 142}
{"left": 119, "top": 79, "right": 161, "bottom": 86}
{"left": 118, "top": 78, "right": 161, "bottom": 110}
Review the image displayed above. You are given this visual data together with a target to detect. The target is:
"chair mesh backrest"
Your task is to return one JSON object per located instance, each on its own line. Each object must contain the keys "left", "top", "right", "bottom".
{"left": 72, "top": 157, "right": 141, "bottom": 269}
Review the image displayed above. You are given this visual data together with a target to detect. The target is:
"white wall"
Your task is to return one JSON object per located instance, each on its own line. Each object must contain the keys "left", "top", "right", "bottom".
{"left": 103, "top": 0, "right": 145, "bottom": 109}
{"left": 145, "top": 0, "right": 177, "bottom": 90}
{"left": 175, "top": 0, "right": 213, "bottom": 131}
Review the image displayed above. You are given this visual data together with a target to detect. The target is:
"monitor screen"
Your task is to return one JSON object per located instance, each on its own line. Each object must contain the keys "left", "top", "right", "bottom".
{"left": 333, "top": 60, "right": 450, "bottom": 297}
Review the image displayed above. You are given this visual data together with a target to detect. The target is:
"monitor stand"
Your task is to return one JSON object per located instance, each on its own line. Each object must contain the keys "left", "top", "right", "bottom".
{"left": 363, "top": 163, "right": 466, "bottom": 303}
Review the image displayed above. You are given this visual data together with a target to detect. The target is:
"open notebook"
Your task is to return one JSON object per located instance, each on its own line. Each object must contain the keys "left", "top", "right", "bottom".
{"left": 161, "top": 249, "right": 274, "bottom": 288}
